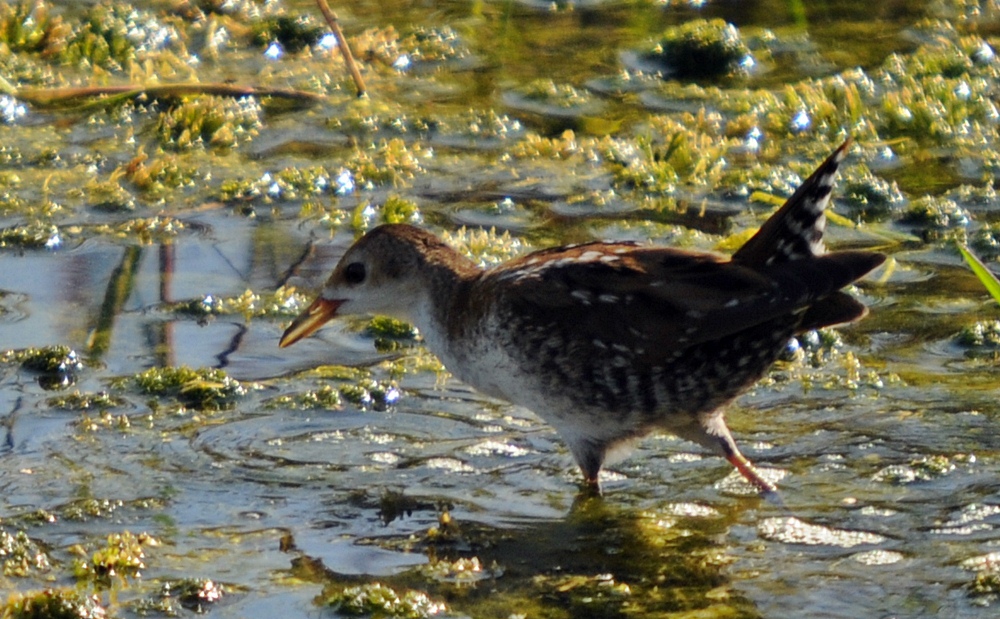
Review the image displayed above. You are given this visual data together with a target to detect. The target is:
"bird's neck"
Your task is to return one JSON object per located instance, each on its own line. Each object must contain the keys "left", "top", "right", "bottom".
{"left": 405, "top": 247, "right": 482, "bottom": 343}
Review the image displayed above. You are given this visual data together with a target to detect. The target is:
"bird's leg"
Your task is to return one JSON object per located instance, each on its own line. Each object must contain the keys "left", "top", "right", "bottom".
{"left": 571, "top": 440, "right": 607, "bottom": 496}
{"left": 699, "top": 415, "right": 779, "bottom": 495}
{"left": 717, "top": 436, "right": 778, "bottom": 494}
{"left": 581, "top": 475, "right": 602, "bottom": 496}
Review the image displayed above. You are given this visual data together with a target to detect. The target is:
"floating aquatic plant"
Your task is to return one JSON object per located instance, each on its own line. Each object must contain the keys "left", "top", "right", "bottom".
{"left": 156, "top": 96, "right": 262, "bottom": 151}
{"left": 321, "top": 583, "right": 447, "bottom": 619}
{"left": 0, "top": 1, "right": 71, "bottom": 55}
{"left": 0, "top": 588, "right": 106, "bottom": 619}
{"left": 1, "top": 528, "right": 52, "bottom": 578}
{"left": 73, "top": 531, "right": 157, "bottom": 584}
{"left": 119, "top": 366, "right": 248, "bottom": 411}
{"left": 647, "top": 19, "right": 753, "bottom": 80}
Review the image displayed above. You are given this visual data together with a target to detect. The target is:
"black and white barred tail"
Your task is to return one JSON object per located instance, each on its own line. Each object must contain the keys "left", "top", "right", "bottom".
{"left": 732, "top": 140, "right": 850, "bottom": 268}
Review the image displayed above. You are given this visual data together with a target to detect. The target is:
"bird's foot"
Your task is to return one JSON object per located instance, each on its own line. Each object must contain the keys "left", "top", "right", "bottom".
{"left": 723, "top": 449, "right": 789, "bottom": 510}
{"left": 725, "top": 450, "right": 777, "bottom": 494}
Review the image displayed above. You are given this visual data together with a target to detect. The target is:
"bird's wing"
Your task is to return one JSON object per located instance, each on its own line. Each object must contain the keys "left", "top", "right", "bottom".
{"left": 489, "top": 243, "right": 879, "bottom": 361}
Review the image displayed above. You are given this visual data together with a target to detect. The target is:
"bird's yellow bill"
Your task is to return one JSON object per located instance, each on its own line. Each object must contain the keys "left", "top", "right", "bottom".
{"left": 279, "top": 298, "right": 344, "bottom": 348}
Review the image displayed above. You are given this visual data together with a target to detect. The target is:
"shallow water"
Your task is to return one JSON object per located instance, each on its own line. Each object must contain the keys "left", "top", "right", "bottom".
{"left": 2, "top": 0, "right": 1000, "bottom": 617}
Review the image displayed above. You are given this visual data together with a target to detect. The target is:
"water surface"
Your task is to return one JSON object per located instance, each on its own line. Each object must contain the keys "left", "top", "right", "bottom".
{"left": 2, "top": 0, "right": 1000, "bottom": 617}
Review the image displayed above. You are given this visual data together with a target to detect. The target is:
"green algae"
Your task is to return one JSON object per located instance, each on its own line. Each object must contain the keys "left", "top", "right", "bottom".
{"left": 0, "top": 222, "right": 60, "bottom": 249}
{"left": 0, "top": 589, "right": 106, "bottom": 619}
{"left": 514, "top": 79, "right": 598, "bottom": 110}
{"left": 366, "top": 316, "right": 416, "bottom": 340}
{"left": 911, "top": 454, "right": 958, "bottom": 478}
{"left": 394, "top": 26, "right": 470, "bottom": 64}
{"left": 218, "top": 154, "right": 423, "bottom": 212}
{"left": 380, "top": 195, "right": 421, "bottom": 225}
{"left": 90, "top": 216, "right": 187, "bottom": 245}
{"left": 84, "top": 179, "right": 135, "bottom": 213}
{"left": 441, "top": 226, "right": 527, "bottom": 267}
{"left": 648, "top": 19, "right": 753, "bottom": 81}
{"left": 265, "top": 384, "right": 344, "bottom": 411}
{"left": 250, "top": 15, "right": 326, "bottom": 54}
{"left": 873, "top": 454, "right": 962, "bottom": 484}
{"left": 47, "top": 391, "right": 124, "bottom": 411}
{"left": 338, "top": 378, "right": 400, "bottom": 410}
{"left": 0, "top": 1, "right": 71, "bottom": 56}
{"left": 1, "top": 528, "right": 52, "bottom": 578}
{"left": 956, "top": 320, "right": 1000, "bottom": 350}
{"left": 264, "top": 362, "right": 401, "bottom": 411}
{"left": 351, "top": 195, "right": 424, "bottom": 232}
{"left": 320, "top": 583, "right": 448, "bottom": 619}
{"left": 435, "top": 109, "right": 525, "bottom": 144}
{"left": 419, "top": 556, "right": 498, "bottom": 586}
{"left": 326, "top": 96, "right": 425, "bottom": 138}
{"left": 74, "top": 411, "right": 132, "bottom": 434}
{"left": 156, "top": 96, "right": 262, "bottom": 151}
{"left": 60, "top": 2, "right": 181, "bottom": 73}
{"left": 964, "top": 551, "right": 1000, "bottom": 599}
{"left": 902, "top": 195, "right": 970, "bottom": 236}
{"left": 73, "top": 531, "right": 155, "bottom": 584}
{"left": 160, "top": 578, "right": 225, "bottom": 613}
{"left": 366, "top": 316, "right": 419, "bottom": 353}
{"left": 115, "top": 366, "right": 248, "bottom": 411}
{"left": 11, "top": 345, "right": 82, "bottom": 375}
{"left": 757, "top": 332, "right": 896, "bottom": 394}
{"left": 120, "top": 152, "right": 198, "bottom": 199}
{"left": 169, "top": 286, "right": 306, "bottom": 321}
{"left": 969, "top": 570, "right": 1000, "bottom": 595}
{"left": 602, "top": 117, "right": 735, "bottom": 195}
{"left": 224, "top": 166, "right": 338, "bottom": 203}
{"left": 967, "top": 221, "right": 1000, "bottom": 260}
{"left": 841, "top": 175, "right": 907, "bottom": 223}
{"left": 59, "top": 498, "right": 131, "bottom": 522}
{"left": 507, "top": 129, "right": 584, "bottom": 160}
{"left": 348, "top": 139, "right": 427, "bottom": 188}
{"left": 349, "top": 24, "right": 470, "bottom": 71}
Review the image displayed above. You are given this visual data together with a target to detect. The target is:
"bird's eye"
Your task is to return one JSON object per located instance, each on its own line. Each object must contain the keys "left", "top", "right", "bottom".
{"left": 343, "top": 262, "right": 366, "bottom": 284}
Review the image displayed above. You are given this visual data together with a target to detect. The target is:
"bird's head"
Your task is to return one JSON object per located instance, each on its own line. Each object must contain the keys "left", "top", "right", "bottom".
{"left": 279, "top": 224, "right": 473, "bottom": 348}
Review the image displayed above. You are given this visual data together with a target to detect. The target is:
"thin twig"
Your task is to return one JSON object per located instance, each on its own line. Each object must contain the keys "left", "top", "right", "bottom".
{"left": 315, "top": 0, "right": 367, "bottom": 98}
{"left": 16, "top": 83, "right": 326, "bottom": 109}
